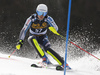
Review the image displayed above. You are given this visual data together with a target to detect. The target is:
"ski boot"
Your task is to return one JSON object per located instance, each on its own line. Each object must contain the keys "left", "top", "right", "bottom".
{"left": 42, "top": 55, "right": 51, "bottom": 64}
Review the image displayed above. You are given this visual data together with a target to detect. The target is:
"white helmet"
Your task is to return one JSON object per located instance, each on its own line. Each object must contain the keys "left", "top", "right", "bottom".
{"left": 36, "top": 4, "right": 48, "bottom": 16}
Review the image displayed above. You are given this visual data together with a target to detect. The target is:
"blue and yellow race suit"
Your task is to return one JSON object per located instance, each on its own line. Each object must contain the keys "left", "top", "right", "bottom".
{"left": 19, "top": 14, "right": 64, "bottom": 66}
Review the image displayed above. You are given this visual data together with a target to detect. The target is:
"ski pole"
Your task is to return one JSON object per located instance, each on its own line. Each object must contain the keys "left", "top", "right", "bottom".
{"left": 70, "top": 42, "right": 100, "bottom": 60}
{"left": 49, "top": 27, "right": 100, "bottom": 60}
{"left": 8, "top": 49, "right": 17, "bottom": 58}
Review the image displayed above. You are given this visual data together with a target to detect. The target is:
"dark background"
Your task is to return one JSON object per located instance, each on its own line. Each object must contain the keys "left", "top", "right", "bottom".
{"left": 0, "top": 0, "right": 100, "bottom": 58}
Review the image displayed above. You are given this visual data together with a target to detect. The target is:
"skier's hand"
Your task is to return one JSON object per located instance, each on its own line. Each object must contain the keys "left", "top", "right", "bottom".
{"left": 16, "top": 40, "right": 23, "bottom": 50}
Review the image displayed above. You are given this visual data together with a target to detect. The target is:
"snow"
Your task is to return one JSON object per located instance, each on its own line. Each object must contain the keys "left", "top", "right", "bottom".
{"left": 0, "top": 53, "right": 100, "bottom": 75}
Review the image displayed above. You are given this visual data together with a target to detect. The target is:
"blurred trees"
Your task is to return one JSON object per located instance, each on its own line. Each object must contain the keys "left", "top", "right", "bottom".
{"left": 0, "top": 0, "right": 100, "bottom": 44}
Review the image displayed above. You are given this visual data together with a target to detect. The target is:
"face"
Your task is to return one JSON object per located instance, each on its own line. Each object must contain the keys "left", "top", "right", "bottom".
{"left": 38, "top": 15, "right": 45, "bottom": 20}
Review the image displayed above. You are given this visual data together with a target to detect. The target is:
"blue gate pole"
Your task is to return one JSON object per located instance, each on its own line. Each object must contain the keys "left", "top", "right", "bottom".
{"left": 64, "top": 0, "right": 72, "bottom": 75}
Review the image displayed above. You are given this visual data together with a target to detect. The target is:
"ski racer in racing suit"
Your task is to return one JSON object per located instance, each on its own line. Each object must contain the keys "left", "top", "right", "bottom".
{"left": 16, "top": 4, "right": 70, "bottom": 70}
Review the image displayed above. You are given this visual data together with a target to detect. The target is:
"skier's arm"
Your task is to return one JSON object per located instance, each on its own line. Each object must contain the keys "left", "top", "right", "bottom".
{"left": 16, "top": 16, "right": 32, "bottom": 50}
{"left": 47, "top": 16, "right": 58, "bottom": 31}
{"left": 19, "top": 16, "right": 32, "bottom": 40}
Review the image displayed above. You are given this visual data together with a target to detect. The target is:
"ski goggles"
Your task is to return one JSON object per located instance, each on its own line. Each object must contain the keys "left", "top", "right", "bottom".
{"left": 36, "top": 11, "right": 47, "bottom": 16}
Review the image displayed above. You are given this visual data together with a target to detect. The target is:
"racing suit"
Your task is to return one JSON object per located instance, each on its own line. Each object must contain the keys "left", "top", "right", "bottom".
{"left": 18, "top": 14, "right": 64, "bottom": 66}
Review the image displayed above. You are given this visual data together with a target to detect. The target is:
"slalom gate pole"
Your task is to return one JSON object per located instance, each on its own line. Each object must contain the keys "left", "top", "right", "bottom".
{"left": 8, "top": 49, "right": 17, "bottom": 58}
{"left": 64, "top": 0, "right": 72, "bottom": 75}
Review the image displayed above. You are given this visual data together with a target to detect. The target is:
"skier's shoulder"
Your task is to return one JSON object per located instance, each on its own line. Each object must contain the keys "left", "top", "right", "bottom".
{"left": 27, "top": 13, "right": 37, "bottom": 22}
{"left": 31, "top": 13, "right": 37, "bottom": 19}
{"left": 46, "top": 15, "right": 54, "bottom": 22}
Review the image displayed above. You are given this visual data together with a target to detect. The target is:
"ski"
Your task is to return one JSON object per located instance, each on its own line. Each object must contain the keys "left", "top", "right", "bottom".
{"left": 31, "top": 64, "right": 43, "bottom": 68}
{"left": 31, "top": 62, "right": 56, "bottom": 69}
{"left": 31, "top": 62, "right": 72, "bottom": 71}
{"left": 31, "top": 63, "right": 56, "bottom": 70}
{"left": 56, "top": 65, "right": 72, "bottom": 71}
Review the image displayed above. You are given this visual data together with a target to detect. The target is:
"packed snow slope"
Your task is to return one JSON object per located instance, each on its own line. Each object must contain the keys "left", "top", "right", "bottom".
{"left": 0, "top": 52, "right": 100, "bottom": 75}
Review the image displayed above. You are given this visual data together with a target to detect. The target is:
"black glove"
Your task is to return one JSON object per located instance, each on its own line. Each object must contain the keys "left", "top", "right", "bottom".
{"left": 16, "top": 40, "right": 23, "bottom": 50}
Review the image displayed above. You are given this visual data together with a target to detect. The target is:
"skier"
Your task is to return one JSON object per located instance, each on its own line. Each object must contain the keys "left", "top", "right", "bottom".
{"left": 16, "top": 4, "right": 71, "bottom": 70}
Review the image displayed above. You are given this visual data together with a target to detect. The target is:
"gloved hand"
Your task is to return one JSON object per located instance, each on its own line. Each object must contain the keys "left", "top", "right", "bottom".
{"left": 16, "top": 40, "right": 23, "bottom": 50}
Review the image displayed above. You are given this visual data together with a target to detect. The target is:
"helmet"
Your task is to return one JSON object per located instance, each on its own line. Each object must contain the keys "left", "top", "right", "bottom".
{"left": 36, "top": 4, "right": 48, "bottom": 16}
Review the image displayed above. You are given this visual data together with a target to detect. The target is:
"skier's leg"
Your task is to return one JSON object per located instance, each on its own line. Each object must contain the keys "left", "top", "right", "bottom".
{"left": 42, "top": 35, "right": 69, "bottom": 67}
{"left": 28, "top": 35, "right": 51, "bottom": 64}
{"left": 28, "top": 36, "right": 45, "bottom": 57}
{"left": 41, "top": 35, "right": 63, "bottom": 65}
{"left": 45, "top": 48, "right": 64, "bottom": 65}
{"left": 45, "top": 48, "right": 71, "bottom": 70}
